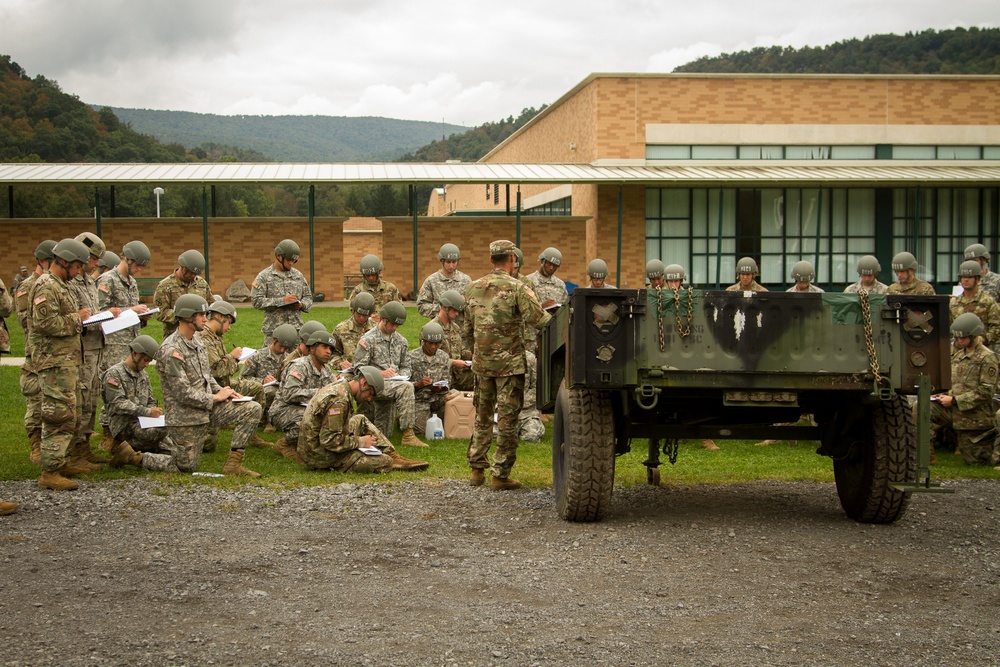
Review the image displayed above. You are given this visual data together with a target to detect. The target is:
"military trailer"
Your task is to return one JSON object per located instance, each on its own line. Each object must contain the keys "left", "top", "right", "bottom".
{"left": 538, "top": 287, "right": 951, "bottom": 524}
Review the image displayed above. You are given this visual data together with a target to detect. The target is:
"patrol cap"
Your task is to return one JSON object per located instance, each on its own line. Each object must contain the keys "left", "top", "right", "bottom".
{"left": 74, "top": 232, "right": 105, "bottom": 259}
{"left": 173, "top": 294, "right": 209, "bottom": 319}
{"left": 34, "top": 240, "right": 58, "bottom": 261}
{"left": 357, "top": 365, "right": 385, "bottom": 396}
{"left": 439, "top": 289, "right": 466, "bottom": 311}
{"left": 379, "top": 300, "right": 407, "bottom": 325}
{"left": 208, "top": 300, "right": 237, "bottom": 322}
{"left": 271, "top": 323, "right": 299, "bottom": 349}
{"left": 350, "top": 291, "right": 376, "bottom": 316}
{"left": 857, "top": 255, "right": 881, "bottom": 276}
{"left": 178, "top": 250, "right": 206, "bottom": 274}
{"left": 420, "top": 321, "right": 445, "bottom": 342}
{"left": 664, "top": 264, "right": 686, "bottom": 281}
{"left": 99, "top": 251, "right": 120, "bottom": 270}
{"left": 53, "top": 238, "right": 91, "bottom": 264}
{"left": 645, "top": 259, "right": 665, "bottom": 280}
{"left": 891, "top": 251, "right": 918, "bottom": 272}
{"left": 438, "top": 243, "right": 461, "bottom": 261}
{"left": 587, "top": 259, "right": 609, "bottom": 279}
{"left": 736, "top": 257, "right": 759, "bottom": 275}
{"left": 959, "top": 260, "right": 982, "bottom": 279}
{"left": 274, "top": 239, "right": 300, "bottom": 261}
{"left": 539, "top": 247, "right": 562, "bottom": 266}
{"left": 122, "top": 240, "right": 151, "bottom": 267}
{"left": 952, "top": 312, "right": 984, "bottom": 338}
{"left": 306, "top": 330, "right": 336, "bottom": 348}
{"left": 791, "top": 261, "right": 815, "bottom": 282}
{"left": 964, "top": 243, "right": 990, "bottom": 262}
{"left": 297, "top": 320, "right": 327, "bottom": 343}
{"left": 490, "top": 239, "right": 516, "bottom": 256}
{"left": 129, "top": 334, "right": 160, "bottom": 359}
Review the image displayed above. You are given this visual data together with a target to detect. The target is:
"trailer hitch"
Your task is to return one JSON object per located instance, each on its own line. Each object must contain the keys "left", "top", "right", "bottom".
{"left": 635, "top": 385, "right": 661, "bottom": 410}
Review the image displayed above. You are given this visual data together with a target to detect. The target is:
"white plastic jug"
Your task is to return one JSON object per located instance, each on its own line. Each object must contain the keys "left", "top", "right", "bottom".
{"left": 426, "top": 413, "right": 444, "bottom": 440}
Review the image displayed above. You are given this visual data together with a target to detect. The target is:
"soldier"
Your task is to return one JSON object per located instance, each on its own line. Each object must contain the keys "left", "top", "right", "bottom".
{"left": 930, "top": 313, "right": 998, "bottom": 466}
{"left": 242, "top": 322, "right": 298, "bottom": 422}
{"left": 154, "top": 250, "right": 213, "bottom": 338}
{"left": 845, "top": 256, "right": 889, "bottom": 295}
{"left": 525, "top": 246, "right": 568, "bottom": 310}
{"left": 887, "top": 251, "right": 935, "bottom": 295}
{"left": 297, "top": 366, "right": 428, "bottom": 472}
{"left": 726, "top": 257, "right": 768, "bottom": 292}
{"left": 646, "top": 260, "right": 667, "bottom": 290}
{"left": 10, "top": 265, "right": 29, "bottom": 294}
{"left": 0, "top": 273, "right": 12, "bottom": 356}
{"left": 68, "top": 231, "right": 110, "bottom": 468}
{"left": 786, "top": 261, "right": 824, "bottom": 293}
{"left": 586, "top": 259, "right": 615, "bottom": 289}
{"left": 433, "top": 289, "right": 474, "bottom": 391}
{"left": 464, "top": 239, "right": 550, "bottom": 490}
{"left": 353, "top": 301, "right": 428, "bottom": 447}
{"left": 156, "top": 294, "right": 263, "bottom": 477}
{"left": 408, "top": 321, "right": 455, "bottom": 435}
{"left": 97, "top": 240, "right": 152, "bottom": 376}
{"left": 416, "top": 243, "right": 471, "bottom": 319}
{"left": 964, "top": 243, "right": 1000, "bottom": 303}
{"left": 332, "top": 292, "right": 376, "bottom": 370}
{"left": 950, "top": 260, "right": 1000, "bottom": 349}
{"left": 197, "top": 301, "right": 269, "bottom": 448}
{"left": 16, "top": 240, "right": 57, "bottom": 464}
{"left": 92, "top": 251, "right": 119, "bottom": 280}
{"left": 349, "top": 254, "right": 401, "bottom": 321}
{"left": 99, "top": 335, "right": 178, "bottom": 472}
{"left": 30, "top": 238, "right": 92, "bottom": 491}
{"left": 250, "top": 238, "right": 313, "bottom": 344}
{"left": 279, "top": 320, "right": 327, "bottom": 378}
{"left": 269, "top": 330, "right": 337, "bottom": 458}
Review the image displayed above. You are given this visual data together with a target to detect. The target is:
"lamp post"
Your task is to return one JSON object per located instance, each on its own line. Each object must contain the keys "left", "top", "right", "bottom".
{"left": 153, "top": 187, "right": 164, "bottom": 218}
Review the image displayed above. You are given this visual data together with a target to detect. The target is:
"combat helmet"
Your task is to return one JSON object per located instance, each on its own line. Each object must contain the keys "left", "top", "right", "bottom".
{"left": 306, "top": 330, "right": 336, "bottom": 348}
{"left": 53, "top": 238, "right": 91, "bottom": 264}
{"left": 587, "top": 259, "right": 609, "bottom": 279}
{"left": 663, "top": 264, "right": 686, "bottom": 281}
{"left": 791, "top": 261, "right": 815, "bottom": 282}
{"left": 379, "top": 301, "right": 407, "bottom": 325}
{"left": 129, "top": 335, "right": 160, "bottom": 359}
{"left": 891, "top": 252, "right": 918, "bottom": 272}
{"left": 360, "top": 254, "right": 384, "bottom": 276}
{"left": 645, "top": 259, "right": 665, "bottom": 280}
{"left": 952, "top": 313, "right": 984, "bottom": 338}
{"left": 438, "top": 243, "right": 461, "bottom": 261}
{"left": 208, "top": 300, "right": 237, "bottom": 323}
{"left": 350, "top": 291, "right": 376, "bottom": 316}
{"left": 74, "top": 232, "right": 105, "bottom": 259}
{"left": 964, "top": 243, "right": 990, "bottom": 262}
{"left": 177, "top": 250, "right": 206, "bottom": 275}
{"left": 539, "top": 247, "right": 562, "bottom": 266}
{"left": 297, "top": 320, "right": 327, "bottom": 343}
{"left": 736, "top": 257, "right": 759, "bottom": 275}
{"left": 34, "top": 240, "right": 58, "bottom": 261}
{"left": 439, "top": 289, "right": 466, "bottom": 311}
{"left": 513, "top": 248, "right": 524, "bottom": 271}
{"left": 122, "top": 240, "right": 151, "bottom": 267}
{"left": 173, "top": 294, "right": 209, "bottom": 319}
{"left": 959, "top": 260, "right": 983, "bottom": 279}
{"left": 856, "top": 255, "right": 881, "bottom": 276}
{"left": 99, "top": 251, "right": 120, "bottom": 271}
{"left": 274, "top": 239, "right": 300, "bottom": 261}
{"left": 420, "top": 321, "right": 445, "bottom": 343}
{"left": 357, "top": 366, "right": 385, "bottom": 396}
{"left": 271, "top": 323, "right": 299, "bottom": 349}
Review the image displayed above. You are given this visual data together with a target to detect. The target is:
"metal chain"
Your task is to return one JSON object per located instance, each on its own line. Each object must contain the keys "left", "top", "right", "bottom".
{"left": 673, "top": 286, "right": 693, "bottom": 338}
{"left": 859, "top": 288, "right": 882, "bottom": 387}
{"left": 662, "top": 438, "right": 679, "bottom": 465}
{"left": 656, "top": 287, "right": 666, "bottom": 352}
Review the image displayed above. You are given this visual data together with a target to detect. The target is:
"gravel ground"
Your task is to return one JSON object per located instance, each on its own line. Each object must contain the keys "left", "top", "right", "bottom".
{"left": 1, "top": 476, "right": 998, "bottom": 666}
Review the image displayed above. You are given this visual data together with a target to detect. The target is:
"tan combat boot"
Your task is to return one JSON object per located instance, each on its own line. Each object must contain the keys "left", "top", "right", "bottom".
{"left": 57, "top": 459, "right": 93, "bottom": 477}
{"left": 38, "top": 471, "right": 79, "bottom": 491}
{"left": 469, "top": 468, "right": 486, "bottom": 487}
{"left": 754, "top": 439, "right": 781, "bottom": 447}
{"left": 28, "top": 429, "right": 41, "bottom": 464}
{"left": 489, "top": 476, "right": 523, "bottom": 491}
{"left": 248, "top": 433, "right": 271, "bottom": 448}
{"left": 0, "top": 501, "right": 18, "bottom": 516}
{"left": 387, "top": 451, "right": 429, "bottom": 471}
{"left": 273, "top": 437, "right": 298, "bottom": 459}
{"left": 109, "top": 440, "right": 143, "bottom": 468}
{"left": 222, "top": 449, "right": 260, "bottom": 478}
{"left": 69, "top": 441, "right": 103, "bottom": 471}
{"left": 98, "top": 430, "right": 116, "bottom": 453}
{"left": 400, "top": 429, "right": 429, "bottom": 448}
{"left": 80, "top": 437, "right": 111, "bottom": 464}
{"left": 701, "top": 439, "right": 720, "bottom": 450}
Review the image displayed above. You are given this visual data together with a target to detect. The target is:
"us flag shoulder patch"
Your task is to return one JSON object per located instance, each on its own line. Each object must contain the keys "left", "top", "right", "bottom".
{"left": 98, "top": 283, "right": 110, "bottom": 293}
{"left": 328, "top": 408, "right": 341, "bottom": 415}
{"left": 290, "top": 370, "right": 303, "bottom": 381}
{"left": 107, "top": 376, "right": 120, "bottom": 387}
{"left": 358, "top": 339, "right": 368, "bottom": 349}
{"left": 16, "top": 288, "right": 26, "bottom": 298}
{"left": 33, "top": 294, "right": 47, "bottom": 305}
{"left": 171, "top": 349, "right": 184, "bottom": 361}
{"left": 251, "top": 281, "right": 260, "bottom": 289}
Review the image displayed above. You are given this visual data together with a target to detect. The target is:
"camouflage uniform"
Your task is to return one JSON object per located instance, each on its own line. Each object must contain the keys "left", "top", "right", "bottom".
{"left": 408, "top": 346, "right": 453, "bottom": 434}
{"left": 434, "top": 313, "right": 474, "bottom": 391}
{"left": 463, "top": 268, "right": 550, "bottom": 478}
{"left": 950, "top": 289, "right": 1000, "bottom": 350}
{"left": 153, "top": 273, "right": 213, "bottom": 338}
{"left": 354, "top": 325, "right": 418, "bottom": 437}
{"left": 349, "top": 279, "right": 401, "bottom": 312}
{"left": 726, "top": 281, "right": 768, "bottom": 292}
{"left": 28, "top": 271, "right": 83, "bottom": 472}
{"left": 268, "top": 356, "right": 335, "bottom": 443}
{"left": 279, "top": 348, "right": 304, "bottom": 380}
{"left": 844, "top": 280, "right": 889, "bottom": 295}
{"left": 297, "top": 381, "right": 395, "bottom": 472}
{"left": 786, "top": 285, "right": 825, "bottom": 293}
{"left": 0, "top": 278, "right": 11, "bottom": 354}
{"left": 242, "top": 344, "right": 286, "bottom": 415}
{"left": 416, "top": 269, "right": 471, "bottom": 319}
{"left": 156, "top": 330, "right": 262, "bottom": 473}
{"left": 15, "top": 272, "right": 43, "bottom": 439}
{"left": 99, "top": 361, "right": 176, "bottom": 471}
{"left": 332, "top": 316, "right": 373, "bottom": 367}
{"left": 887, "top": 279, "right": 935, "bottom": 296}
{"left": 931, "top": 343, "right": 999, "bottom": 466}
{"left": 518, "top": 350, "right": 545, "bottom": 442}
{"left": 96, "top": 268, "right": 143, "bottom": 374}
{"left": 68, "top": 272, "right": 104, "bottom": 444}
{"left": 981, "top": 270, "right": 1000, "bottom": 303}
{"left": 250, "top": 265, "right": 313, "bottom": 341}
{"left": 197, "top": 326, "right": 266, "bottom": 409}
{"left": 524, "top": 270, "right": 568, "bottom": 307}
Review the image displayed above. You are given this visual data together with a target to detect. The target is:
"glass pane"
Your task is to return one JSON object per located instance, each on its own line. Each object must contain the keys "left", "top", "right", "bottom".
{"left": 662, "top": 189, "right": 689, "bottom": 217}
{"left": 646, "top": 188, "right": 661, "bottom": 216}
{"left": 848, "top": 189, "right": 875, "bottom": 236}
{"left": 953, "top": 189, "right": 980, "bottom": 237}
{"left": 937, "top": 146, "right": 979, "bottom": 160}
{"left": 664, "top": 240, "right": 690, "bottom": 266}
{"left": 761, "top": 189, "right": 784, "bottom": 237}
{"left": 647, "top": 145, "right": 691, "bottom": 159}
{"left": 646, "top": 219, "right": 659, "bottom": 236}
{"left": 692, "top": 189, "right": 707, "bottom": 237}
{"left": 984, "top": 147, "right": 1000, "bottom": 160}
{"left": 646, "top": 239, "right": 659, "bottom": 261}
{"left": 739, "top": 146, "right": 762, "bottom": 159}
{"left": 692, "top": 146, "right": 738, "bottom": 159}
{"left": 893, "top": 146, "right": 935, "bottom": 160}
{"left": 830, "top": 145, "right": 876, "bottom": 159}
{"left": 786, "top": 146, "right": 831, "bottom": 159}
{"left": 786, "top": 189, "right": 801, "bottom": 236}
{"left": 761, "top": 146, "right": 784, "bottom": 159}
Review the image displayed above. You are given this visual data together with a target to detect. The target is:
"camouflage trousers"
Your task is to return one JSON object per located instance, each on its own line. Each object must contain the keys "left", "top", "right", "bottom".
{"left": 108, "top": 422, "right": 178, "bottom": 472}
{"left": 19, "top": 365, "right": 42, "bottom": 435}
{"left": 931, "top": 403, "right": 997, "bottom": 466}
{"left": 232, "top": 376, "right": 266, "bottom": 425}
{"left": 358, "top": 379, "right": 416, "bottom": 438}
{"left": 269, "top": 402, "right": 306, "bottom": 443}
{"left": 467, "top": 374, "right": 524, "bottom": 479}
{"left": 165, "top": 400, "right": 262, "bottom": 473}
{"left": 518, "top": 410, "right": 545, "bottom": 443}
{"left": 38, "top": 366, "right": 82, "bottom": 473}
{"left": 301, "top": 414, "right": 395, "bottom": 473}
{"left": 77, "top": 347, "right": 103, "bottom": 443}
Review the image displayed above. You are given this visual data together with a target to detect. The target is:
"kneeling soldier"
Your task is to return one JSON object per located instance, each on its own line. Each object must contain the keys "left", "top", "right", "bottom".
{"left": 269, "top": 330, "right": 337, "bottom": 458}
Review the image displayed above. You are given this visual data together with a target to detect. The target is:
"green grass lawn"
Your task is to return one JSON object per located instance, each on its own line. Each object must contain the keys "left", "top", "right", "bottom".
{"left": 1, "top": 306, "right": 996, "bottom": 490}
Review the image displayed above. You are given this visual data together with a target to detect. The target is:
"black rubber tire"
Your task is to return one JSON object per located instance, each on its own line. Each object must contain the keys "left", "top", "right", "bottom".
{"left": 552, "top": 380, "right": 616, "bottom": 522}
{"left": 833, "top": 396, "right": 916, "bottom": 523}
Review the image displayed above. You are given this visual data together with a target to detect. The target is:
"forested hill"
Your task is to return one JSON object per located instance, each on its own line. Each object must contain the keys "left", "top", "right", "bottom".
{"left": 398, "top": 106, "right": 547, "bottom": 162}
{"left": 675, "top": 27, "right": 1000, "bottom": 74}
{"left": 104, "top": 108, "right": 468, "bottom": 162}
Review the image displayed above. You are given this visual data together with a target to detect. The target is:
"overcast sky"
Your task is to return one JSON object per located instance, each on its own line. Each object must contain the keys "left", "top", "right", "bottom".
{"left": 0, "top": 0, "right": 995, "bottom": 127}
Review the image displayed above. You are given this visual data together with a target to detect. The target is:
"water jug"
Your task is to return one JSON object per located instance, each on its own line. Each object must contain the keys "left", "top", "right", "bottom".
{"left": 426, "top": 413, "right": 444, "bottom": 440}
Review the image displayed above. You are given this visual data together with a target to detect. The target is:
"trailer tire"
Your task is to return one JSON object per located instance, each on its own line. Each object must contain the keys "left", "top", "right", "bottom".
{"left": 553, "top": 381, "right": 616, "bottom": 522}
{"left": 833, "top": 395, "right": 915, "bottom": 523}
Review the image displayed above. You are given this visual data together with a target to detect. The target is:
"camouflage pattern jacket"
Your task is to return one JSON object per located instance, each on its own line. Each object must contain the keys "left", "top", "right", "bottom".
{"left": 524, "top": 270, "right": 568, "bottom": 306}
{"left": 887, "top": 279, "right": 935, "bottom": 296}
{"left": 349, "top": 279, "right": 401, "bottom": 312}
{"left": 948, "top": 342, "right": 999, "bottom": 430}
{"left": 100, "top": 360, "right": 158, "bottom": 437}
{"left": 196, "top": 325, "right": 239, "bottom": 388}
{"left": 297, "top": 381, "right": 391, "bottom": 470}
{"left": 153, "top": 273, "right": 213, "bottom": 338}
{"left": 69, "top": 273, "right": 103, "bottom": 351}
{"left": 96, "top": 268, "right": 142, "bottom": 347}
{"left": 950, "top": 288, "right": 1000, "bottom": 348}
{"left": 844, "top": 280, "right": 889, "bottom": 295}
{"left": 435, "top": 314, "right": 470, "bottom": 361}
{"left": 333, "top": 317, "right": 373, "bottom": 366}
{"left": 250, "top": 265, "right": 313, "bottom": 337}
{"left": 15, "top": 271, "right": 42, "bottom": 365}
{"left": 156, "top": 331, "right": 221, "bottom": 426}
{"left": 28, "top": 271, "right": 83, "bottom": 370}
{"left": 416, "top": 269, "right": 471, "bottom": 319}
{"left": 354, "top": 326, "right": 411, "bottom": 376}
{"left": 463, "top": 268, "right": 550, "bottom": 377}
{"left": 272, "top": 356, "right": 336, "bottom": 409}
{"left": 726, "top": 281, "right": 768, "bottom": 292}
{"left": 0, "top": 277, "right": 11, "bottom": 353}
{"left": 243, "top": 345, "right": 285, "bottom": 382}
{"left": 408, "top": 347, "right": 452, "bottom": 399}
